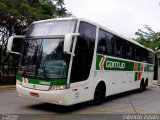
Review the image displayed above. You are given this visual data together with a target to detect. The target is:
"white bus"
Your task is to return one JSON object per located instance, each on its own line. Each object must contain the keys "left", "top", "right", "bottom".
{"left": 7, "top": 17, "right": 155, "bottom": 106}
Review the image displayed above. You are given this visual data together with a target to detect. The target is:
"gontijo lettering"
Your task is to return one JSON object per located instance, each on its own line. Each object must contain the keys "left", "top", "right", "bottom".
{"left": 106, "top": 60, "right": 125, "bottom": 69}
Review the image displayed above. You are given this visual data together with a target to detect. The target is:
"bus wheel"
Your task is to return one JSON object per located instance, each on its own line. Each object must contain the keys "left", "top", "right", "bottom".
{"left": 139, "top": 80, "right": 145, "bottom": 93}
{"left": 144, "top": 78, "right": 148, "bottom": 90}
{"left": 93, "top": 87, "right": 104, "bottom": 105}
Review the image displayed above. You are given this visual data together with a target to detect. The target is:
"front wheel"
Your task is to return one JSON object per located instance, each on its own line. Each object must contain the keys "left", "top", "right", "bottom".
{"left": 92, "top": 88, "right": 104, "bottom": 105}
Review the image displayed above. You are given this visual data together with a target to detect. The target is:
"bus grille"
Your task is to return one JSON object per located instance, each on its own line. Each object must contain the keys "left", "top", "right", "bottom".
{"left": 22, "top": 82, "right": 50, "bottom": 91}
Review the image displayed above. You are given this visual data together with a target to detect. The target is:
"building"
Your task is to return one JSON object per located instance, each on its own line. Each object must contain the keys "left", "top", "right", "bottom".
{"left": 155, "top": 49, "right": 160, "bottom": 83}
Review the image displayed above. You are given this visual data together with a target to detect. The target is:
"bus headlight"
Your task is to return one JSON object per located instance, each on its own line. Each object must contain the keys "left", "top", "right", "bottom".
{"left": 16, "top": 79, "right": 22, "bottom": 85}
{"left": 50, "top": 85, "right": 67, "bottom": 90}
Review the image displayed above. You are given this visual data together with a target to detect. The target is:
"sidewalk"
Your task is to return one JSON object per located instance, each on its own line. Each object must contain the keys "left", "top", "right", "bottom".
{"left": 151, "top": 80, "right": 160, "bottom": 87}
{"left": 0, "top": 85, "right": 16, "bottom": 89}
{"left": 0, "top": 76, "right": 16, "bottom": 89}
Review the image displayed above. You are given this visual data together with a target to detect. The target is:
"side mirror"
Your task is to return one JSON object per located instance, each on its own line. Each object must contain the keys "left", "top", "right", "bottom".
{"left": 63, "top": 33, "right": 79, "bottom": 55}
{"left": 7, "top": 36, "right": 25, "bottom": 55}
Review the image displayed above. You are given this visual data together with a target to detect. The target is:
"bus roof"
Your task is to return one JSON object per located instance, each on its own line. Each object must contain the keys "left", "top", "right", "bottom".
{"left": 32, "top": 17, "right": 154, "bottom": 53}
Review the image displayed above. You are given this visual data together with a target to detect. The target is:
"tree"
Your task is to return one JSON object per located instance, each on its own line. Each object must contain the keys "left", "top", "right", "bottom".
{"left": 0, "top": 0, "right": 68, "bottom": 34}
{"left": 0, "top": 0, "right": 69, "bottom": 81}
{"left": 135, "top": 25, "right": 160, "bottom": 51}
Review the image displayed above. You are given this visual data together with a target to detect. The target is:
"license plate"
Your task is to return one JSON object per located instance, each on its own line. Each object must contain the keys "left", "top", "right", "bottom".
{"left": 30, "top": 92, "right": 39, "bottom": 97}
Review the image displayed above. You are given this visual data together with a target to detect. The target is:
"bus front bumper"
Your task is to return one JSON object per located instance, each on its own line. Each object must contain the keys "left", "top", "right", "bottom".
{"left": 16, "top": 84, "right": 71, "bottom": 106}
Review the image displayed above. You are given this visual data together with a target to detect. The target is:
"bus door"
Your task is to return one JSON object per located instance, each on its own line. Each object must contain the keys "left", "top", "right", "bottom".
{"left": 69, "top": 22, "right": 96, "bottom": 103}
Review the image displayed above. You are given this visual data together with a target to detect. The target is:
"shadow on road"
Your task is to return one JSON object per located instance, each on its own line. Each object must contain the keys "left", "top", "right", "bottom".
{"left": 27, "top": 102, "right": 90, "bottom": 113}
{"left": 105, "top": 89, "right": 139, "bottom": 102}
{"left": 105, "top": 88, "right": 151, "bottom": 102}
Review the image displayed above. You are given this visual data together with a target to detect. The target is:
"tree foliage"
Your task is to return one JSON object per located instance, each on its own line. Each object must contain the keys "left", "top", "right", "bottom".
{"left": 135, "top": 25, "right": 160, "bottom": 51}
{"left": 0, "top": 0, "right": 69, "bottom": 80}
{"left": 0, "top": 0, "right": 68, "bottom": 35}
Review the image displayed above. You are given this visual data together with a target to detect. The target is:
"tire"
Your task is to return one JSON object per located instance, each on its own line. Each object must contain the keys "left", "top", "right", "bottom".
{"left": 144, "top": 79, "right": 148, "bottom": 90}
{"left": 139, "top": 82, "right": 146, "bottom": 93}
{"left": 93, "top": 88, "right": 104, "bottom": 105}
{"left": 139, "top": 84, "right": 144, "bottom": 93}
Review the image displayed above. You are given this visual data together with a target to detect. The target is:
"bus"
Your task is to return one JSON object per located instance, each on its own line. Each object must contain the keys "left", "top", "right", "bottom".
{"left": 7, "top": 17, "right": 155, "bottom": 106}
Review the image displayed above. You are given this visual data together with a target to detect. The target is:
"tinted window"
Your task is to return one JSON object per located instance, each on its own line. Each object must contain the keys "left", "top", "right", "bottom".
{"left": 70, "top": 22, "right": 96, "bottom": 83}
{"left": 141, "top": 48, "right": 149, "bottom": 62}
{"left": 97, "top": 29, "right": 114, "bottom": 55}
{"left": 131, "top": 45, "right": 155, "bottom": 64}
{"left": 114, "top": 36, "right": 126, "bottom": 58}
{"left": 132, "top": 45, "right": 141, "bottom": 61}
{"left": 97, "top": 29, "right": 154, "bottom": 64}
{"left": 125, "top": 42, "right": 132, "bottom": 59}
{"left": 149, "top": 52, "right": 155, "bottom": 64}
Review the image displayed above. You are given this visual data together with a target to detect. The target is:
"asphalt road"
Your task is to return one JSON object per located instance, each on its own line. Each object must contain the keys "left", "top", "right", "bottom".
{"left": 0, "top": 86, "right": 160, "bottom": 120}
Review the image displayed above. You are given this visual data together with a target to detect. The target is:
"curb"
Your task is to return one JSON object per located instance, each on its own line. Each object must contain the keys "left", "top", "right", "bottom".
{"left": 0, "top": 85, "right": 16, "bottom": 89}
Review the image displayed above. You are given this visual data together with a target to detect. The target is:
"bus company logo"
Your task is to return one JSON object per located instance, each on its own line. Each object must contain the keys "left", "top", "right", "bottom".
{"left": 99, "top": 56, "right": 125, "bottom": 70}
{"left": 106, "top": 61, "right": 125, "bottom": 69}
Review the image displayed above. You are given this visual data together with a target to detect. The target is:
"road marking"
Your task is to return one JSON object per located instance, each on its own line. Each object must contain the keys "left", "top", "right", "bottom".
{"left": 34, "top": 116, "right": 54, "bottom": 120}
{"left": 73, "top": 108, "right": 135, "bottom": 114}
{"left": 34, "top": 115, "right": 67, "bottom": 120}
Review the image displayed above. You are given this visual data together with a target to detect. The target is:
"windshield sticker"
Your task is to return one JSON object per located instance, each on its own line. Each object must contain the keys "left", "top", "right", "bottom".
{"left": 42, "top": 39, "right": 49, "bottom": 45}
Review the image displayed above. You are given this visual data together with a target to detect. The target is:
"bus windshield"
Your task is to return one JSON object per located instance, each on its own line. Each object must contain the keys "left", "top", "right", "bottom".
{"left": 18, "top": 19, "right": 77, "bottom": 80}
{"left": 26, "top": 20, "right": 77, "bottom": 37}
{"left": 18, "top": 38, "right": 70, "bottom": 80}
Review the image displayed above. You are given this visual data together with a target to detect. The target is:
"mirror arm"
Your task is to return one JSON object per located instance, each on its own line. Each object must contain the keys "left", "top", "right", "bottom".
{"left": 63, "top": 33, "right": 80, "bottom": 55}
{"left": 64, "top": 52, "right": 75, "bottom": 56}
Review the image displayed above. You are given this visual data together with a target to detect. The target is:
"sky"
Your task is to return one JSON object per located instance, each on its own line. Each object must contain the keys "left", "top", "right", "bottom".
{"left": 64, "top": 0, "right": 160, "bottom": 38}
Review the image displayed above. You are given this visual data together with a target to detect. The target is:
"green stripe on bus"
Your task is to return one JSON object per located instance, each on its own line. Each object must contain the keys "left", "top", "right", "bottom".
{"left": 96, "top": 55, "right": 102, "bottom": 70}
{"left": 16, "top": 74, "right": 67, "bottom": 86}
{"left": 96, "top": 54, "right": 154, "bottom": 72}
{"left": 145, "top": 64, "right": 154, "bottom": 72}
{"left": 96, "top": 55, "right": 134, "bottom": 71}
{"left": 16, "top": 74, "right": 23, "bottom": 81}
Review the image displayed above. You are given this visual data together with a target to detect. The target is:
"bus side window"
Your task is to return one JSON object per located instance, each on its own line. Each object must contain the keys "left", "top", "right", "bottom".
{"left": 97, "top": 38, "right": 106, "bottom": 54}
{"left": 148, "top": 52, "right": 155, "bottom": 64}
{"left": 145, "top": 50, "right": 149, "bottom": 62}
{"left": 141, "top": 48, "right": 148, "bottom": 63}
{"left": 70, "top": 22, "right": 96, "bottom": 83}
{"left": 134, "top": 46, "right": 141, "bottom": 61}
{"left": 97, "top": 29, "right": 113, "bottom": 55}
{"left": 114, "top": 36, "right": 125, "bottom": 58}
{"left": 125, "top": 42, "right": 132, "bottom": 59}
